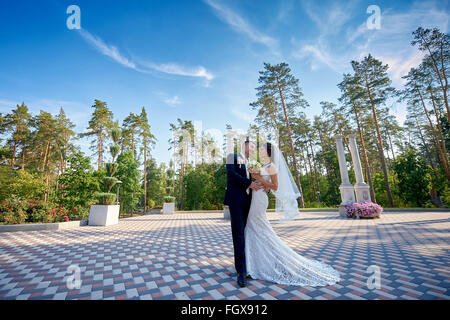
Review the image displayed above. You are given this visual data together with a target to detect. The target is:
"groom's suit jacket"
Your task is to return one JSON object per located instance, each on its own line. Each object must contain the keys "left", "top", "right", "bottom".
{"left": 223, "top": 153, "right": 252, "bottom": 207}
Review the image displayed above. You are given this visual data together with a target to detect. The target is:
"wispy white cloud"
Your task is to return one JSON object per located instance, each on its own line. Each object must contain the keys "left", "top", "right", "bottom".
{"left": 77, "top": 29, "right": 214, "bottom": 85}
{"left": 203, "top": 0, "right": 278, "bottom": 51}
{"left": 292, "top": 43, "right": 342, "bottom": 72}
{"left": 375, "top": 51, "right": 425, "bottom": 85}
{"left": 231, "top": 108, "right": 254, "bottom": 122}
{"left": 293, "top": 0, "right": 449, "bottom": 79}
{"left": 302, "top": 0, "right": 355, "bottom": 40}
{"left": 347, "top": 1, "right": 449, "bottom": 85}
{"left": 163, "top": 95, "right": 182, "bottom": 107}
{"left": 79, "top": 29, "right": 138, "bottom": 71}
{"left": 139, "top": 61, "right": 214, "bottom": 87}
{"left": 291, "top": 0, "right": 357, "bottom": 73}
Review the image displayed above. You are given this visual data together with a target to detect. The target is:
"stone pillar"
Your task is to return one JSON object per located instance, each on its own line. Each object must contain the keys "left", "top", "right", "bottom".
{"left": 347, "top": 134, "right": 372, "bottom": 203}
{"left": 334, "top": 135, "right": 355, "bottom": 217}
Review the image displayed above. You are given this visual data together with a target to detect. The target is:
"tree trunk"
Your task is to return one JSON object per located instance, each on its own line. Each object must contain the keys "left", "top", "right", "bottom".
{"left": 306, "top": 152, "right": 317, "bottom": 199}
{"left": 143, "top": 145, "right": 147, "bottom": 213}
{"left": 415, "top": 116, "right": 439, "bottom": 180}
{"left": 366, "top": 85, "right": 394, "bottom": 207}
{"left": 309, "top": 141, "right": 320, "bottom": 199}
{"left": 11, "top": 139, "right": 17, "bottom": 169}
{"left": 21, "top": 147, "right": 26, "bottom": 171}
{"left": 416, "top": 86, "right": 450, "bottom": 179}
{"left": 353, "top": 103, "right": 376, "bottom": 203}
{"left": 98, "top": 127, "right": 103, "bottom": 170}
{"left": 428, "top": 87, "right": 449, "bottom": 161}
{"left": 44, "top": 145, "right": 51, "bottom": 203}
{"left": 276, "top": 76, "right": 305, "bottom": 208}
{"left": 439, "top": 39, "right": 450, "bottom": 121}
{"left": 421, "top": 33, "right": 449, "bottom": 120}
{"left": 42, "top": 142, "right": 50, "bottom": 172}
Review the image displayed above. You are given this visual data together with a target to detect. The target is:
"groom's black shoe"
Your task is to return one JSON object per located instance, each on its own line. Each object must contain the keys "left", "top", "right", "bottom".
{"left": 237, "top": 273, "right": 247, "bottom": 287}
{"left": 246, "top": 274, "right": 253, "bottom": 280}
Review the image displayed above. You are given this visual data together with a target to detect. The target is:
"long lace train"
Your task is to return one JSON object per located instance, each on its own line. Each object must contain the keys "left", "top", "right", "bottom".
{"left": 245, "top": 189, "right": 340, "bottom": 286}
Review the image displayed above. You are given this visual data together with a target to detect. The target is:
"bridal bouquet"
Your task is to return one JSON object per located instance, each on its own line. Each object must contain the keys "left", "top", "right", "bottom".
{"left": 247, "top": 159, "right": 263, "bottom": 173}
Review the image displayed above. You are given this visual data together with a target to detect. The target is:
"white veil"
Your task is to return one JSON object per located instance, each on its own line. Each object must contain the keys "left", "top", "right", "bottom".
{"left": 268, "top": 143, "right": 301, "bottom": 221}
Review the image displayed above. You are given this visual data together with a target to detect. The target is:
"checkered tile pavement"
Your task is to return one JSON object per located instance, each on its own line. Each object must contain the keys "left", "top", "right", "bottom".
{"left": 0, "top": 211, "right": 449, "bottom": 300}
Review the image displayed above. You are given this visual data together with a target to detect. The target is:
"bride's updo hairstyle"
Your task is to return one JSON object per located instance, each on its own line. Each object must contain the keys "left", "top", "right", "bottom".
{"left": 264, "top": 142, "right": 274, "bottom": 161}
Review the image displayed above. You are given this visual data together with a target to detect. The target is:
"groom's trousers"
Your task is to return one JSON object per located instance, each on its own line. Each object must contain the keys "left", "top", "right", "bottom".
{"left": 229, "top": 197, "right": 251, "bottom": 275}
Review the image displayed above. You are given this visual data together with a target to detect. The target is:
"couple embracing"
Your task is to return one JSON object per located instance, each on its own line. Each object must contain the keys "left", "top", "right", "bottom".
{"left": 224, "top": 140, "right": 340, "bottom": 288}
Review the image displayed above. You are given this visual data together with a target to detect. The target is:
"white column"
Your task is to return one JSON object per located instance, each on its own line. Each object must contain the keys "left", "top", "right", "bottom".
{"left": 347, "top": 134, "right": 372, "bottom": 203}
{"left": 334, "top": 135, "right": 355, "bottom": 217}
{"left": 335, "top": 135, "right": 350, "bottom": 185}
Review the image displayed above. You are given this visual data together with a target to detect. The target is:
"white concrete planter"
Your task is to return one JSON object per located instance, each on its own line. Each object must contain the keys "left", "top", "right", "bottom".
{"left": 0, "top": 220, "right": 88, "bottom": 233}
{"left": 162, "top": 203, "right": 175, "bottom": 214}
{"left": 89, "top": 205, "right": 120, "bottom": 226}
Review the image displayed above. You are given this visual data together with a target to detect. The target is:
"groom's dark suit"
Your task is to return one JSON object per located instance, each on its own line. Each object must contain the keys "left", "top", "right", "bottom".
{"left": 224, "top": 153, "right": 252, "bottom": 276}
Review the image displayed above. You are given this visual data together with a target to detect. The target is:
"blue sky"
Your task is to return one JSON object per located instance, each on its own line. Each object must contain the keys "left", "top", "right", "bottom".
{"left": 0, "top": 0, "right": 449, "bottom": 165}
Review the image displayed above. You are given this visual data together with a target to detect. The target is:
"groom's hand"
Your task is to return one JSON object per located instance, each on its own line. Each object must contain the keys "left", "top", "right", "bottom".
{"left": 250, "top": 182, "right": 263, "bottom": 191}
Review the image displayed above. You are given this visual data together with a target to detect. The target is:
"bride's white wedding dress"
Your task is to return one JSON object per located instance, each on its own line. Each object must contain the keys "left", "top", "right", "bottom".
{"left": 244, "top": 164, "right": 340, "bottom": 287}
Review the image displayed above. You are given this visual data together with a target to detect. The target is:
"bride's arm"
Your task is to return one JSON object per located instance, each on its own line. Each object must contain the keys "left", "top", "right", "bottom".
{"left": 251, "top": 171, "right": 278, "bottom": 191}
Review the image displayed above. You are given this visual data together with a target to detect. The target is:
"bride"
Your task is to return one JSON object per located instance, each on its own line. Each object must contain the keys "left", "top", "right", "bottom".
{"left": 245, "top": 142, "right": 340, "bottom": 286}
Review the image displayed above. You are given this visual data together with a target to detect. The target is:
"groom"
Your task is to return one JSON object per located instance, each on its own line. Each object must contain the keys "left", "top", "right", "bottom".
{"left": 224, "top": 140, "right": 263, "bottom": 287}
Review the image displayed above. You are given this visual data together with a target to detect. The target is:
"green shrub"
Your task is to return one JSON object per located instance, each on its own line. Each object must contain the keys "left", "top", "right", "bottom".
{"left": 147, "top": 199, "right": 155, "bottom": 210}
{"left": 103, "top": 176, "right": 118, "bottom": 193}
{"left": 164, "top": 196, "right": 176, "bottom": 203}
{"left": 25, "top": 200, "right": 53, "bottom": 223}
{"left": 105, "top": 162, "right": 118, "bottom": 177}
{"left": 96, "top": 193, "right": 117, "bottom": 205}
{"left": 0, "top": 196, "right": 27, "bottom": 224}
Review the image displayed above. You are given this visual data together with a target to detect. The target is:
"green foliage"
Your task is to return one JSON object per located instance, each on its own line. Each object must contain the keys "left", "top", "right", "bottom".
{"left": 109, "top": 145, "right": 120, "bottom": 161}
{"left": 0, "top": 166, "right": 45, "bottom": 202}
{"left": 57, "top": 152, "right": 100, "bottom": 210}
{"left": 392, "top": 148, "right": 432, "bottom": 207}
{"left": 0, "top": 198, "right": 86, "bottom": 225}
{"left": 147, "top": 199, "right": 155, "bottom": 209}
{"left": 145, "top": 159, "right": 166, "bottom": 206}
{"left": 103, "top": 176, "right": 118, "bottom": 193}
{"left": 443, "top": 184, "right": 450, "bottom": 207}
{"left": 110, "top": 128, "right": 121, "bottom": 144}
{"left": 96, "top": 193, "right": 117, "bottom": 205}
{"left": 184, "top": 169, "right": 215, "bottom": 210}
{"left": 116, "top": 151, "right": 142, "bottom": 213}
{"left": 213, "top": 164, "right": 227, "bottom": 208}
{"left": 105, "top": 162, "right": 118, "bottom": 177}
{"left": 11, "top": 170, "right": 46, "bottom": 200}
{"left": 164, "top": 196, "right": 176, "bottom": 203}
{"left": 0, "top": 196, "right": 27, "bottom": 224}
{"left": 79, "top": 100, "right": 114, "bottom": 169}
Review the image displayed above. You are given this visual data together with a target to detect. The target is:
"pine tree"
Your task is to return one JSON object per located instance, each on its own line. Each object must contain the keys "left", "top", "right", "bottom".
{"left": 3, "top": 103, "right": 31, "bottom": 169}
{"left": 411, "top": 27, "right": 449, "bottom": 120}
{"left": 138, "top": 107, "right": 156, "bottom": 213}
{"left": 80, "top": 100, "right": 114, "bottom": 170}
{"left": 351, "top": 54, "right": 396, "bottom": 207}
{"left": 250, "top": 62, "right": 309, "bottom": 208}
{"left": 122, "top": 113, "right": 140, "bottom": 159}
{"left": 338, "top": 73, "right": 376, "bottom": 202}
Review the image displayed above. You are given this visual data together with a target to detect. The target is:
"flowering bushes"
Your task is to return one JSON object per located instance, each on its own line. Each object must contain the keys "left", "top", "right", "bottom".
{"left": 0, "top": 197, "right": 89, "bottom": 225}
{"left": 346, "top": 202, "right": 383, "bottom": 219}
{"left": 0, "top": 196, "right": 27, "bottom": 224}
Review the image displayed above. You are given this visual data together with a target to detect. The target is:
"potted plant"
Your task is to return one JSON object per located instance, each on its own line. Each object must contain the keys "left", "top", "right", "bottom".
{"left": 89, "top": 128, "right": 121, "bottom": 226}
{"left": 163, "top": 163, "right": 176, "bottom": 214}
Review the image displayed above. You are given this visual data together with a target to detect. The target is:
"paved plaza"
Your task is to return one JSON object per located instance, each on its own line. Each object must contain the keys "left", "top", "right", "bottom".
{"left": 0, "top": 210, "right": 449, "bottom": 300}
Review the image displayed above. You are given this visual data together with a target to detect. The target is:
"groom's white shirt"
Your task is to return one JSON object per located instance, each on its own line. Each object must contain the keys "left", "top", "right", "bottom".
{"left": 239, "top": 153, "right": 250, "bottom": 195}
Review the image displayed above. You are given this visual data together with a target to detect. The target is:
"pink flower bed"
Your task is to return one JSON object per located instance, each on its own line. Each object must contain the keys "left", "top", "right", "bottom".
{"left": 345, "top": 202, "right": 383, "bottom": 219}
